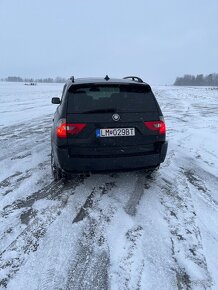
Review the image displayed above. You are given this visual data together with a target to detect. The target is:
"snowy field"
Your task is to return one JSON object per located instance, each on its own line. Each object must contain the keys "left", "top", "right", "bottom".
{"left": 0, "top": 82, "right": 218, "bottom": 290}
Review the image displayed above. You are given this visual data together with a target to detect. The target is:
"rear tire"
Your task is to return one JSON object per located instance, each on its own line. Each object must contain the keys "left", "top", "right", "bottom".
{"left": 62, "top": 171, "right": 71, "bottom": 181}
{"left": 51, "top": 150, "right": 62, "bottom": 181}
{"left": 145, "top": 165, "right": 160, "bottom": 176}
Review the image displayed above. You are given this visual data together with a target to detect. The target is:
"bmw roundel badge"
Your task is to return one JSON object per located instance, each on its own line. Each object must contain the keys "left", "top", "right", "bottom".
{"left": 112, "top": 113, "right": 120, "bottom": 121}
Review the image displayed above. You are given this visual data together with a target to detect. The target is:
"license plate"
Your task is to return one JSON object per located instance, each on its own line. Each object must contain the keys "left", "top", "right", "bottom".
{"left": 96, "top": 128, "right": 135, "bottom": 137}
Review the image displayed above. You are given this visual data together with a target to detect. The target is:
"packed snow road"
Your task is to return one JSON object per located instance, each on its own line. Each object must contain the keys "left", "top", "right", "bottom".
{"left": 0, "top": 82, "right": 218, "bottom": 290}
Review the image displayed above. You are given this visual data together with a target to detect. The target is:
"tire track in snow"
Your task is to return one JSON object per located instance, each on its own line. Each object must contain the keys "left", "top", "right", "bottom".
{"left": 1, "top": 179, "right": 65, "bottom": 217}
{"left": 115, "top": 225, "right": 144, "bottom": 290}
{"left": 65, "top": 219, "right": 110, "bottom": 290}
{"left": 0, "top": 172, "right": 23, "bottom": 196}
{"left": 65, "top": 172, "right": 152, "bottom": 290}
{"left": 106, "top": 172, "right": 177, "bottom": 290}
{"left": 0, "top": 117, "right": 53, "bottom": 209}
{"left": 0, "top": 118, "right": 51, "bottom": 162}
{"left": 124, "top": 171, "right": 147, "bottom": 216}
{"left": 0, "top": 157, "right": 52, "bottom": 213}
{"left": 159, "top": 172, "right": 213, "bottom": 289}
{"left": 184, "top": 168, "right": 218, "bottom": 212}
{"left": 115, "top": 172, "right": 155, "bottom": 288}
{"left": 0, "top": 177, "right": 85, "bottom": 288}
{"left": 0, "top": 158, "right": 53, "bottom": 249}
{"left": 66, "top": 181, "right": 116, "bottom": 290}
{"left": 72, "top": 181, "right": 115, "bottom": 223}
{"left": 38, "top": 180, "right": 116, "bottom": 290}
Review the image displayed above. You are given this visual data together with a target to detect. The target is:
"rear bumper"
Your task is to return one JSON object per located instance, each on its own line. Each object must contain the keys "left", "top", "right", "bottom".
{"left": 53, "top": 141, "right": 168, "bottom": 173}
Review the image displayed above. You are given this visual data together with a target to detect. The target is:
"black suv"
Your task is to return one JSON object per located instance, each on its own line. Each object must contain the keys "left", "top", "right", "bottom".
{"left": 51, "top": 76, "right": 168, "bottom": 180}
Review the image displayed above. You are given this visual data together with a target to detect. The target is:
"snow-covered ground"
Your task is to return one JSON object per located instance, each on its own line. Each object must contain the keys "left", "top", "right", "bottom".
{"left": 0, "top": 82, "right": 218, "bottom": 290}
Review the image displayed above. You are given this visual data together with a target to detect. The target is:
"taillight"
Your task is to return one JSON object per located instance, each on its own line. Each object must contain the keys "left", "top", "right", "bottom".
{"left": 144, "top": 118, "right": 166, "bottom": 135}
{"left": 56, "top": 119, "right": 86, "bottom": 138}
{"left": 67, "top": 123, "right": 87, "bottom": 135}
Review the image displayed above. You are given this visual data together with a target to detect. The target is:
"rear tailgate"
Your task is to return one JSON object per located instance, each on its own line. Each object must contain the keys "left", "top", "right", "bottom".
{"left": 66, "top": 83, "right": 162, "bottom": 157}
{"left": 66, "top": 111, "right": 161, "bottom": 157}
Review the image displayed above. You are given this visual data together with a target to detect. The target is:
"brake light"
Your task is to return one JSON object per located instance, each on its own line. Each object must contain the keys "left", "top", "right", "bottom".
{"left": 67, "top": 123, "right": 86, "bottom": 135}
{"left": 144, "top": 119, "right": 166, "bottom": 135}
{"left": 56, "top": 119, "right": 86, "bottom": 138}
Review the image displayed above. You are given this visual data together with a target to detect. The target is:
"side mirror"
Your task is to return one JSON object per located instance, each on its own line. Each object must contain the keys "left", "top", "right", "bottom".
{"left": 51, "top": 97, "right": 61, "bottom": 104}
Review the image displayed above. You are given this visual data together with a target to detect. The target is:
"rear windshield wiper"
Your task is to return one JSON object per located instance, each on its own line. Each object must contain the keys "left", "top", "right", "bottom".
{"left": 81, "top": 108, "right": 116, "bottom": 114}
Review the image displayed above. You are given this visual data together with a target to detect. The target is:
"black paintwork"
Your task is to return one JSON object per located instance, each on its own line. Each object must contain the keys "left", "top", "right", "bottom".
{"left": 51, "top": 76, "right": 168, "bottom": 174}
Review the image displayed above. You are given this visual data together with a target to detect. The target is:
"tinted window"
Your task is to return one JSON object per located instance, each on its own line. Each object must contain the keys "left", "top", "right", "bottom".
{"left": 67, "top": 84, "right": 157, "bottom": 113}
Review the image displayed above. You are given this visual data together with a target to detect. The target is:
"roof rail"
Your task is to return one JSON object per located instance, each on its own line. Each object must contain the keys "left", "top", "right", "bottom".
{"left": 123, "top": 76, "right": 144, "bottom": 83}
{"left": 70, "top": 76, "right": 74, "bottom": 82}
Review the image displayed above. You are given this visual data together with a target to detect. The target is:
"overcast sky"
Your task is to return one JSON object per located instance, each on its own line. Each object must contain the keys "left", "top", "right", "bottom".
{"left": 0, "top": 0, "right": 218, "bottom": 84}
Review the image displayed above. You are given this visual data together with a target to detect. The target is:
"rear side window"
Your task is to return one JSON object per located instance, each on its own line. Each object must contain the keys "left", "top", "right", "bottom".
{"left": 67, "top": 84, "right": 157, "bottom": 113}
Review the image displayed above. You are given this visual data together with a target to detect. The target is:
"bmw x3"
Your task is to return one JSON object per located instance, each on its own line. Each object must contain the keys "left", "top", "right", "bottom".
{"left": 51, "top": 75, "right": 168, "bottom": 180}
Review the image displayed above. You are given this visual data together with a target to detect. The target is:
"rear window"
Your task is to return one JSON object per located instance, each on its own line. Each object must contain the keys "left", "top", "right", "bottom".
{"left": 67, "top": 84, "right": 157, "bottom": 113}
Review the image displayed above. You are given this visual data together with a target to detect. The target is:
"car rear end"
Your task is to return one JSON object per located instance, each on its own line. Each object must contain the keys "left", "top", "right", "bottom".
{"left": 52, "top": 79, "right": 168, "bottom": 173}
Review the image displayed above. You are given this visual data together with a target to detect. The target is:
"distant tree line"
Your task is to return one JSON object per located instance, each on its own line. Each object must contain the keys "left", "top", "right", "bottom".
{"left": 1, "top": 76, "right": 66, "bottom": 83}
{"left": 174, "top": 73, "right": 218, "bottom": 86}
